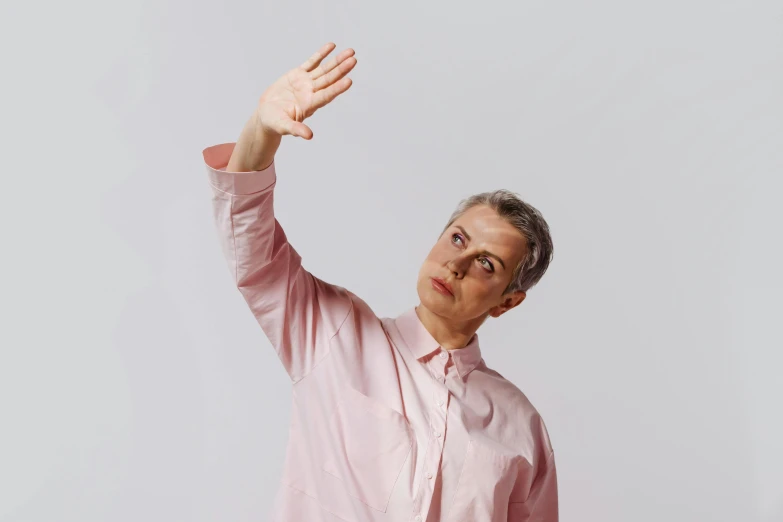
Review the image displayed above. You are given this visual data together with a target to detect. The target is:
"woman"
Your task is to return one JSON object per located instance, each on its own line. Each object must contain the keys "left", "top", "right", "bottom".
{"left": 202, "top": 42, "right": 557, "bottom": 522}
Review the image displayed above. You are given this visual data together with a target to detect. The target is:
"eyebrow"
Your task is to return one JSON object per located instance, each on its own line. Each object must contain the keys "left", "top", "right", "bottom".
{"left": 454, "top": 225, "right": 506, "bottom": 270}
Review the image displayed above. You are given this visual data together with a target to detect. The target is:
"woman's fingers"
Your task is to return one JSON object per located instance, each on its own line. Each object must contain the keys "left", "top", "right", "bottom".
{"left": 310, "top": 76, "right": 353, "bottom": 112}
{"left": 288, "top": 42, "right": 356, "bottom": 134}
{"left": 313, "top": 55, "right": 356, "bottom": 92}
{"left": 310, "top": 47, "right": 355, "bottom": 81}
{"left": 299, "top": 42, "right": 337, "bottom": 73}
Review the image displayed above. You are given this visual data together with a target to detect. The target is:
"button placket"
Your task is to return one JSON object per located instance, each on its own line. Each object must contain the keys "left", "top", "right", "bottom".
{"left": 431, "top": 350, "right": 448, "bottom": 379}
{"left": 411, "top": 355, "right": 451, "bottom": 522}
{"left": 411, "top": 433, "right": 443, "bottom": 520}
{"left": 438, "top": 350, "right": 451, "bottom": 383}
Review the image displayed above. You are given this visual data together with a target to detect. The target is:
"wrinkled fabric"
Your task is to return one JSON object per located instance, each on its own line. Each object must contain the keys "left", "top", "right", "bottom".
{"left": 203, "top": 142, "right": 558, "bottom": 522}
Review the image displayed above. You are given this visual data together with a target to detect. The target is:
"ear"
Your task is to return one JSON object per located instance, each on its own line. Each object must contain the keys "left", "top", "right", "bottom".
{"left": 488, "top": 290, "right": 526, "bottom": 318}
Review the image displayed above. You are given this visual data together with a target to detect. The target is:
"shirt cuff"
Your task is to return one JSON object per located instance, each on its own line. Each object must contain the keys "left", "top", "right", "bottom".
{"left": 202, "top": 142, "right": 277, "bottom": 195}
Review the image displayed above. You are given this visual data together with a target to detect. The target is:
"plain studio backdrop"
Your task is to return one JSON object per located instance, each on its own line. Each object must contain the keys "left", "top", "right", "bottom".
{"left": 0, "top": 0, "right": 781, "bottom": 521}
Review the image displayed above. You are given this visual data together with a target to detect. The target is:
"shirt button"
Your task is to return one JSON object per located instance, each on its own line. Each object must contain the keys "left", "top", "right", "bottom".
{"left": 433, "top": 430, "right": 441, "bottom": 438}
{"left": 426, "top": 471, "right": 433, "bottom": 479}
{"left": 435, "top": 400, "right": 442, "bottom": 406}
{"left": 439, "top": 352, "right": 448, "bottom": 359}
{"left": 415, "top": 516, "right": 422, "bottom": 522}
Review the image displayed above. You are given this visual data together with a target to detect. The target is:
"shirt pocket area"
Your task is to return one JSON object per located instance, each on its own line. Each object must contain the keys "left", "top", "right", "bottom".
{"left": 321, "top": 385, "right": 413, "bottom": 512}
{"left": 447, "top": 438, "right": 517, "bottom": 521}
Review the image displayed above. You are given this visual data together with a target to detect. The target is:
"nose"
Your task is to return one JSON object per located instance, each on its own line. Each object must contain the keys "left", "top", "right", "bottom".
{"left": 446, "top": 253, "right": 470, "bottom": 279}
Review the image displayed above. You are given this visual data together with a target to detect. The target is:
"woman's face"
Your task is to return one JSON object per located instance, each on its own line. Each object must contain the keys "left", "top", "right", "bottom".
{"left": 417, "top": 204, "right": 528, "bottom": 325}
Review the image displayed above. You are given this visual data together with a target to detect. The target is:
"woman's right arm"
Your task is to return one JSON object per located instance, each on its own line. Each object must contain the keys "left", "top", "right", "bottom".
{"left": 203, "top": 43, "right": 358, "bottom": 383}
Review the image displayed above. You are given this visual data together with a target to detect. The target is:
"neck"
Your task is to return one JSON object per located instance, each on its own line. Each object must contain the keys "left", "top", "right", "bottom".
{"left": 414, "top": 304, "right": 486, "bottom": 350}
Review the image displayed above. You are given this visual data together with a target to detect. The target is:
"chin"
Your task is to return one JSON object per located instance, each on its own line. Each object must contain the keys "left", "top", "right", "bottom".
{"left": 416, "top": 278, "right": 454, "bottom": 318}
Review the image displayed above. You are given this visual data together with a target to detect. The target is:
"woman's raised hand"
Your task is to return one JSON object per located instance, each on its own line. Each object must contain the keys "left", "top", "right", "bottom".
{"left": 256, "top": 43, "right": 357, "bottom": 140}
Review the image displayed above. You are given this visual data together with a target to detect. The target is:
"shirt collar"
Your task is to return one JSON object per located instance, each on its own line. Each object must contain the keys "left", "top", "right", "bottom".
{"left": 394, "top": 306, "right": 483, "bottom": 380}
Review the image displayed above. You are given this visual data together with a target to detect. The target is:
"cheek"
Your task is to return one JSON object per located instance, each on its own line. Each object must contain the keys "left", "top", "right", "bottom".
{"left": 461, "top": 280, "right": 486, "bottom": 299}
{"left": 428, "top": 242, "right": 446, "bottom": 258}
{"left": 417, "top": 255, "right": 438, "bottom": 282}
{"left": 422, "top": 246, "right": 446, "bottom": 268}
{"left": 460, "top": 276, "right": 500, "bottom": 304}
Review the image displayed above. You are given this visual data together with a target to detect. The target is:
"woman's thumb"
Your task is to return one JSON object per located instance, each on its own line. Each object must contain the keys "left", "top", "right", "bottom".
{"left": 290, "top": 121, "right": 314, "bottom": 140}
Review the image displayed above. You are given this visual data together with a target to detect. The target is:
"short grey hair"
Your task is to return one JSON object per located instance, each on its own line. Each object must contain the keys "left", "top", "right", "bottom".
{"left": 441, "top": 189, "right": 553, "bottom": 294}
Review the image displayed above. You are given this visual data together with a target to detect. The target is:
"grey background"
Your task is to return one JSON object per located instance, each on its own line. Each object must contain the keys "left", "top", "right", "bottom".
{"left": 1, "top": 0, "right": 781, "bottom": 521}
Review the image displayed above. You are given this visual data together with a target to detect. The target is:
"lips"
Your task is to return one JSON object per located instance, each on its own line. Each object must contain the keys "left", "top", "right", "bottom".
{"left": 431, "top": 277, "right": 454, "bottom": 296}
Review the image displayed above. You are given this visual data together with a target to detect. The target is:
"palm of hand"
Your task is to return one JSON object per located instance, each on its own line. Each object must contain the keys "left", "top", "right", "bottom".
{"left": 256, "top": 43, "right": 357, "bottom": 140}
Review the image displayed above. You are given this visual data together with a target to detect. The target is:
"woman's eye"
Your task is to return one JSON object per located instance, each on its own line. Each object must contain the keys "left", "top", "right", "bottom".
{"left": 452, "top": 233, "right": 463, "bottom": 245}
{"left": 480, "top": 258, "right": 494, "bottom": 271}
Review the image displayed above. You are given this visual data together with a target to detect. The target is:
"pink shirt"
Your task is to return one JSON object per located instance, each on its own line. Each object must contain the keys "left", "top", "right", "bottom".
{"left": 203, "top": 142, "right": 558, "bottom": 522}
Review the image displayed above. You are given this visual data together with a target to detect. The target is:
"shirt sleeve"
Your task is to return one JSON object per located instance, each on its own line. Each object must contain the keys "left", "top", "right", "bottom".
{"left": 508, "top": 451, "right": 559, "bottom": 522}
{"left": 203, "top": 142, "right": 353, "bottom": 383}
